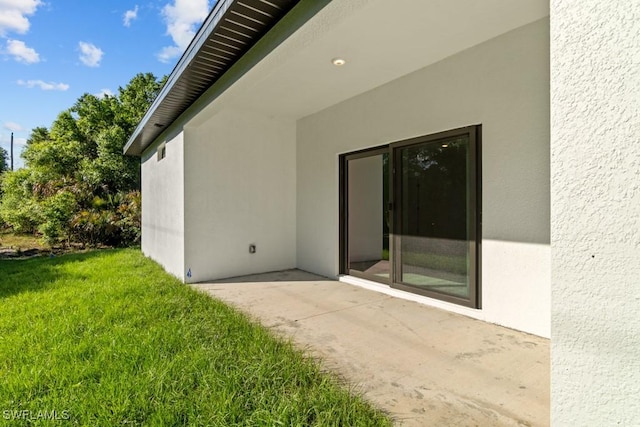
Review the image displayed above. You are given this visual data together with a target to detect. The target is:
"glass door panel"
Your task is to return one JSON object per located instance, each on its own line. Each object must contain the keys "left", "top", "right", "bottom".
{"left": 393, "top": 133, "right": 476, "bottom": 303}
{"left": 346, "top": 152, "right": 390, "bottom": 282}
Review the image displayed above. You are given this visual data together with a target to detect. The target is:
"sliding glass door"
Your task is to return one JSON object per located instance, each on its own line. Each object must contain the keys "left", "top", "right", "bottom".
{"left": 341, "top": 126, "right": 480, "bottom": 308}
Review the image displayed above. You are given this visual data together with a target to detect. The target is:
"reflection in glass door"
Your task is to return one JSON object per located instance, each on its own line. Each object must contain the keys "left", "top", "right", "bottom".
{"left": 393, "top": 129, "right": 478, "bottom": 306}
{"left": 345, "top": 150, "right": 390, "bottom": 283}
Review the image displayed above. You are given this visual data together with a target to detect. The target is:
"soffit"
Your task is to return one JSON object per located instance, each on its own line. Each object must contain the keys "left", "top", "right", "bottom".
{"left": 124, "top": 0, "right": 300, "bottom": 156}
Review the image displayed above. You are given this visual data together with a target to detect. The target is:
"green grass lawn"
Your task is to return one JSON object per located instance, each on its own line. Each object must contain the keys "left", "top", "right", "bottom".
{"left": 0, "top": 249, "right": 390, "bottom": 426}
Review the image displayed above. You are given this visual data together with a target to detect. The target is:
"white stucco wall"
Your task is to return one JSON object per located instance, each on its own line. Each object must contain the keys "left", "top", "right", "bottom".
{"left": 183, "top": 108, "right": 297, "bottom": 282}
{"left": 297, "top": 19, "right": 550, "bottom": 336}
{"left": 551, "top": 1, "right": 640, "bottom": 424}
{"left": 141, "top": 132, "right": 185, "bottom": 280}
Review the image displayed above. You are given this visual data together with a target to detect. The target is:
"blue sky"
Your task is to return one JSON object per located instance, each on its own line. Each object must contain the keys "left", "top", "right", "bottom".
{"left": 0, "top": 0, "right": 213, "bottom": 168}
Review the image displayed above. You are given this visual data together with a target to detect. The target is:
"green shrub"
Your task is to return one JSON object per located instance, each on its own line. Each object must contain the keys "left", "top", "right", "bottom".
{"left": 70, "top": 191, "right": 140, "bottom": 247}
{"left": 116, "top": 190, "right": 141, "bottom": 245}
{"left": 0, "top": 170, "right": 42, "bottom": 234}
{"left": 39, "top": 191, "right": 77, "bottom": 245}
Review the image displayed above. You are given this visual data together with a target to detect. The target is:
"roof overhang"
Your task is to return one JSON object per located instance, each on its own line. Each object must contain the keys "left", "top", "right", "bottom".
{"left": 124, "top": 0, "right": 303, "bottom": 156}
{"left": 191, "top": 0, "right": 549, "bottom": 123}
{"left": 126, "top": 0, "right": 549, "bottom": 156}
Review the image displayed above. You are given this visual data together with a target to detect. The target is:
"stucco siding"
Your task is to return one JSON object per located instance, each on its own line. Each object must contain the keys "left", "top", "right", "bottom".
{"left": 551, "top": 1, "right": 640, "bottom": 424}
{"left": 297, "top": 18, "right": 550, "bottom": 336}
{"left": 140, "top": 132, "right": 185, "bottom": 280}
{"left": 183, "top": 108, "right": 297, "bottom": 282}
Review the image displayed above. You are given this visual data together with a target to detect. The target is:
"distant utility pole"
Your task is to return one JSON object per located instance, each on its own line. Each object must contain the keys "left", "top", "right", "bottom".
{"left": 10, "top": 132, "right": 14, "bottom": 171}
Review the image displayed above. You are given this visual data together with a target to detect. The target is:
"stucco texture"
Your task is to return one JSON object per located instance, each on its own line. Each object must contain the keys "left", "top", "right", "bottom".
{"left": 183, "top": 108, "right": 297, "bottom": 282}
{"left": 141, "top": 132, "right": 185, "bottom": 280}
{"left": 551, "top": 1, "right": 640, "bottom": 424}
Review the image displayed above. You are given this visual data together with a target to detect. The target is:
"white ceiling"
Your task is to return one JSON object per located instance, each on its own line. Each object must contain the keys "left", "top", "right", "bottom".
{"left": 202, "top": 0, "right": 549, "bottom": 120}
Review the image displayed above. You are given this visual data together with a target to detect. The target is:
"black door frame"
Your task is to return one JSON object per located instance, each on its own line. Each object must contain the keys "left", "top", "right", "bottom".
{"left": 339, "top": 125, "right": 482, "bottom": 308}
{"left": 339, "top": 146, "right": 391, "bottom": 286}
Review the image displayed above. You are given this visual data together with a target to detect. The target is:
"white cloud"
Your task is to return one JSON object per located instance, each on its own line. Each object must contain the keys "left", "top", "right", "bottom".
{"left": 17, "top": 79, "right": 69, "bottom": 91}
{"left": 123, "top": 5, "right": 138, "bottom": 27}
{"left": 157, "top": 45, "right": 182, "bottom": 63}
{"left": 0, "top": 0, "right": 42, "bottom": 36}
{"left": 78, "top": 41, "right": 103, "bottom": 67}
{"left": 157, "top": 0, "right": 209, "bottom": 63}
{"left": 3, "top": 121, "right": 23, "bottom": 132}
{"left": 6, "top": 39, "right": 39, "bottom": 63}
{"left": 95, "top": 88, "right": 114, "bottom": 99}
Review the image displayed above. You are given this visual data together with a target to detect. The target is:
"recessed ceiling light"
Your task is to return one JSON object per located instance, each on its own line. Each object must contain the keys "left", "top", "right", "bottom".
{"left": 332, "top": 58, "right": 346, "bottom": 66}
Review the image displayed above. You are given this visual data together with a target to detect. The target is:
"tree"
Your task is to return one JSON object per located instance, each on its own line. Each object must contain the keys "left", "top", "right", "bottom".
{"left": 0, "top": 168, "right": 41, "bottom": 233}
{"left": 26, "top": 127, "right": 50, "bottom": 146}
{"left": 0, "top": 146, "right": 8, "bottom": 175}
{"left": 0, "top": 72, "right": 165, "bottom": 246}
{"left": 116, "top": 73, "right": 168, "bottom": 133}
{"left": 0, "top": 146, "right": 9, "bottom": 215}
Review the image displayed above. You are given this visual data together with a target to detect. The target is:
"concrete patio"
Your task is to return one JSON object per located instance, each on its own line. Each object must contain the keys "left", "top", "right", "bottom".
{"left": 192, "top": 270, "right": 549, "bottom": 426}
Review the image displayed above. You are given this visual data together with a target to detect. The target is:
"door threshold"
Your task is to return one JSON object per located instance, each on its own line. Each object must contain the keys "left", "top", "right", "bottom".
{"left": 338, "top": 274, "right": 482, "bottom": 318}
